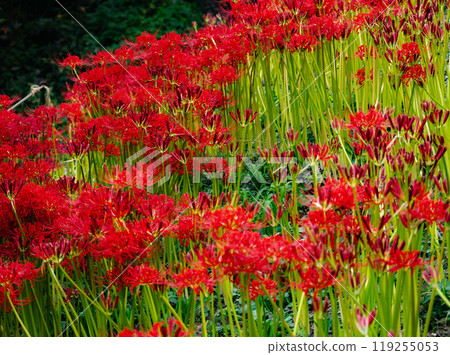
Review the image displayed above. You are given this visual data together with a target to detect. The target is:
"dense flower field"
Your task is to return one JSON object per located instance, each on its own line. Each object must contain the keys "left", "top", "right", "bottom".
{"left": 0, "top": 0, "right": 449, "bottom": 337}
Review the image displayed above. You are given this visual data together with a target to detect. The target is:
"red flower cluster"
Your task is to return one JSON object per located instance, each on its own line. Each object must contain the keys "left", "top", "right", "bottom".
{"left": 0, "top": 260, "right": 40, "bottom": 311}
{"left": 117, "top": 318, "right": 188, "bottom": 337}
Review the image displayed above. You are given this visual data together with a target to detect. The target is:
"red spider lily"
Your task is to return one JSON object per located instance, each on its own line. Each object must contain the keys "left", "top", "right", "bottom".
{"left": 424, "top": 105, "right": 450, "bottom": 126}
{"left": 363, "top": 176, "right": 389, "bottom": 207}
{"left": 0, "top": 260, "right": 39, "bottom": 286}
{"left": 355, "top": 45, "right": 368, "bottom": 60}
{"left": 57, "top": 176, "right": 80, "bottom": 197}
{"left": 33, "top": 106, "right": 61, "bottom": 126}
{"left": 337, "top": 163, "right": 368, "bottom": 188}
{"left": 409, "top": 195, "right": 448, "bottom": 225}
{"left": 295, "top": 265, "right": 339, "bottom": 294}
{"left": 369, "top": 233, "right": 399, "bottom": 257}
{"left": 406, "top": 180, "right": 432, "bottom": 204}
{"left": 91, "top": 225, "right": 157, "bottom": 264}
{"left": 355, "top": 306, "right": 376, "bottom": 335}
{"left": 117, "top": 318, "right": 188, "bottom": 337}
{"left": 62, "top": 287, "right": 80, "bottom": 303}
{"left": 272, "top": 146, "right": 294, "bottom": 166}
{"left": 343, "top": 109, "right": 387, "bottom": 131}
{"left": 204, "top": 205, "right": 262, "bottom": 231}
{"left": 265, "top": 205, "right": 282, "bottom": 227}
{"left": 248, "top": 277, "right": 278, "bottom": 301}
{"left": 171, "top": 147, "right": 191, "bottom": 166}
{"left": 99, "top": 292, "right": 119, "bottom": 312}
{"left": 170, "top": 267, "right": 215, "bottom": 296}
{"left": 169, "top": 214, "right": 206, "bottom": 248}
{"left": 66, "top": 139, "right": 90, "bottom": 157}
{"left": 362, "top": 214, "right": 391, "bottom": 238}
{"left": 263, "top": 234, "right": 295, "bottom": 267}
{"left": 0, "top": 182, "right": 70, "bottom": 247}
{"left": 0, "top": 260, "right": 40, "bottom": 311}
{"left": 396, "top": 42, "right": 420, "bottom": 64}
{"left": 128, "top": 111, "right": 154, "bottom": 129}
{"left": 0, "top": 287, "right": 26, "bottom": 311}
{"left": 177, "top": 192, "right": 213, "bottom": 215}
{"left": 422, "top": 265, "right": 440, "bottom": 285}
{"left": 342, "top": 214, "right": 362, "bottom": 236}
{"left": 386, "top": 113, "right": 427, "bottom": 139}
{"left": 418, "top": 141, "right": 447, "bottom": 173}
{"left": 347, "top": 271, "right": 366, "bottom": 294}
{"left": 296, "top": 142, "right": 334, "bottom": 166}
{"left": 334, "top": 242, "right": 358, "bottom": 269}
{"left": 135, "top": 193, "right": 175, "bottom": 221}
{"left": 354, "top": 45, "right": 379, "bottom": 60}
{"left": 209, "top": 66, "right": 239, "bottom": 85}
{"left": 292, "top": 235, "right": 328, "bottom": 264}
{"left": 0, "top": 179, "right": 24, "bottom": 200}
{"left": 387, "top": 250, "right": 428, "bottom": 274}
{"left": 312, "top": 294, "right": 330, "bottom": 314}
{"left": 102, "top": 163, "right": 163, "bottom": 190}
{"left": 288, "top": 33, "right": 318, "bottom": 52}
{"left": 60, "top": 254, "right": 88, "bottom": 278}
{"left": 57, "top": 54, "right": 89, "bottom": 70}
{"left": 123, "top": 264, "right": 165, "bottom": 292}
{"left": 194, "top": 244, "right": 223, "bottom": 275}
{"left": 385, "top": 177, "right": 406, "bottom": 202}
{"left": 354, "top": 68, "right": 371, "bottom": 85}
{"left": 235, "top": 275, "right": 279, "bottom": 301}
{"left": 285, "top": 128, "right": 299, "bottom": 146}
{"left": 401, "top": 64, "right": 426, "bottom": 86}
{"left": 302, "top": 209, "right": 343, "bottom": 232}
{"left": 200, "top": 113, "right": 224, "bottom": 133}
{"left": 370, "top": 235, "right": 427, "bottom": 274}
{"left": 30, "top": 237, "right": 88, "bottom": 263}
{"left": 230, "top": 109, "right": 258, "bottom": 127}
{"left": 0, "top": 143, "right": 29, "bottom": 162}
{"left": 313, "top": 178, "right": 360, "bottom": 210}
{"left": 308, "top": 14, "right": 345, "bottom": 41}
{"left": 0, "top": 95, "right": 18, "bottom": 110}
{"left": 103, "top": 189, "right": 134, "bottom": 221}
{"left": 214, "top": 230, "right": 272, "bottom": 275}
{"left": 358, "top": 128, "right": 393, "bottom": 164}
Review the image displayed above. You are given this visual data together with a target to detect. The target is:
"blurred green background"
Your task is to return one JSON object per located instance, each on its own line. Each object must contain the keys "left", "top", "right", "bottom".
{"left": 0, "top": 0, "right": 220, "bottom": 105}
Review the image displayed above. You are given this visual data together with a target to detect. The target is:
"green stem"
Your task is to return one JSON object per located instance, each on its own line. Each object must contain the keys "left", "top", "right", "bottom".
{"left": 199, "top": 293, "right": 208, "bottom": 337}
{"left": 7, "top": 293, "right": 31, "bottom": 337}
